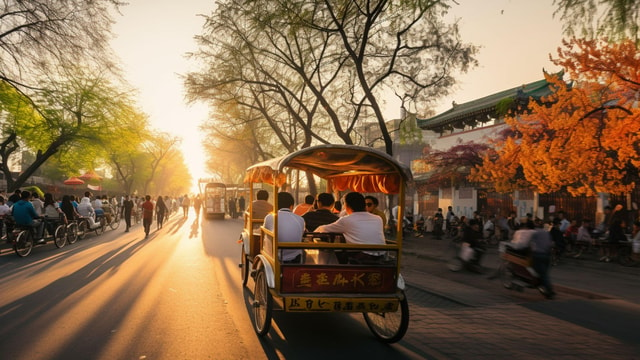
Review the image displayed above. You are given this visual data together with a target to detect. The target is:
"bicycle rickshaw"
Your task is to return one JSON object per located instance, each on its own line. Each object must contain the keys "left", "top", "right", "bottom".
{"left": 239, "top": 145, "right": 412, "bottom": 343}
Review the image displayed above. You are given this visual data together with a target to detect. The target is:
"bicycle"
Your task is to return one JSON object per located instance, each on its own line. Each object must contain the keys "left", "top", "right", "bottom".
{"left": 66, "top": 220, "right": 79, "bottom": 245}
{"left": 42, "top": 217, "right": 67, "bottom": 248}
{"left": 105, "top": 209, "right": 121, "bottom": 230}
{"left": 10, "top": 225, "right": 35, "bottom": 257}
{"left": 77, "top": 215, "right": 104, "bottom": 239}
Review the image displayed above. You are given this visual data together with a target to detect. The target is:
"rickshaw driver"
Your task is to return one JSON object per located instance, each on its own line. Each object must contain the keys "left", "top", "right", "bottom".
{"left": 315, "top": 192, "right": 385, "bottom": 263}
{"left": 263, "top": 192, "right": 305, "bottom": 264}
{"left": 252, "top": 190, "right": 273, "bottom": 220}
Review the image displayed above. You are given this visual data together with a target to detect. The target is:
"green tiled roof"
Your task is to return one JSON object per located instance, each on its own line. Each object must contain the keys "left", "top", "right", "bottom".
{"left": 417, "top": 78, "right": 554, "bottom": 130}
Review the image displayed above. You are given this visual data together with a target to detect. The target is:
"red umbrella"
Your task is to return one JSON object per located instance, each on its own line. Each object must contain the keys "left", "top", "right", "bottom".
{"left": 63, "top": 177, "right": 85, "bottom": 185}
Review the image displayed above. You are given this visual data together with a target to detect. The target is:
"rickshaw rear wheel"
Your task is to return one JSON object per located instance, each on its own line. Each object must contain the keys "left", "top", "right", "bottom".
{"left": 253, "top": 266, "right": 272, "bottom": 336}
{"left": 363, "top": 290, "right": 409, "bottom": 343}
{"left": 77, "top": 220, "right": 87, "bottom": 240}
{"left": 240, "top": 244, "right": 250, "bottom": 287}
{"left": 66, "top": 223, "right": 78, "bottom": 244}
{"left": 14, "top": 231, "right": 33, "bottom": 257}
{"left": 54, "top": 225, "right": 67, "bottom": 248}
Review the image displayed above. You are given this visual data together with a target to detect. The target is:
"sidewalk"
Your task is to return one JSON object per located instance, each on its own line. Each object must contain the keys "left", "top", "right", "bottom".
{"left": 399, "top": 231, "right": 640, "bottom": 303}
{"left": 397, "top": 232, "right": 640, "bottom": 359}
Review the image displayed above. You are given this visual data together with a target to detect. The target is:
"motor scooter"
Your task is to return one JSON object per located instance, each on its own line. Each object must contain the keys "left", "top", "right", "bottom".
{"left": 447, "top": 242, "right": 485, "bottom": 273}
{"left": 497, "top": 242, "right": 550, "bottom": 297}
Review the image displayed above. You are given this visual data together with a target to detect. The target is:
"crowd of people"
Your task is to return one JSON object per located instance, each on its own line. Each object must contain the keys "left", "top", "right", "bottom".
{"left": 0, "top": 190, "right": 210, "bottom": 243}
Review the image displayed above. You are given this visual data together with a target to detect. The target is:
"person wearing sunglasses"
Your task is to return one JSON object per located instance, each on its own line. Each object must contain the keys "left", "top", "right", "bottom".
{"left": 364, "top": 195, "right": 386, "bottom": 233}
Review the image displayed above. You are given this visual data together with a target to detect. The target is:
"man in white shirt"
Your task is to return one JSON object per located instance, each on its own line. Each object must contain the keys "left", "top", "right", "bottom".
{"left": 263, "top": 192, "right": 305, "bottom": 263}
{"left": 316, "top": 192, "right": 385, "bottom": 262}
{"left": 31, "top": 192, "right": 45, "bottom": 216}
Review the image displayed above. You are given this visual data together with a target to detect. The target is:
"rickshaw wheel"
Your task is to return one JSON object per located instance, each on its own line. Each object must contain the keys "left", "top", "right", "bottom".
{"left": 253, "top": 266, "right": 272, "bottom": 336}
{"left": 363, "top": 290, "right": 409, "bottom": 343}
{"left": 77, "top": 220, "right": 87, "bottom": 240}
{"left": 14, "top": 231, "right": 33, "bottom": 257}
{"left": 66, "top": 223, "right": 78, "bottom": 244}
{"left": 54, "top": 225, "right": 67, "bottom": 248}
{"left": 240, "top": 245, "right": 250, "bottom": 287}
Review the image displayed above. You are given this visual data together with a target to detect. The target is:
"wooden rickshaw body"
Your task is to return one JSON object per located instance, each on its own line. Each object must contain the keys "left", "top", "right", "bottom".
{"left": 240, "top": 145, "right": 413, "bottom": 341}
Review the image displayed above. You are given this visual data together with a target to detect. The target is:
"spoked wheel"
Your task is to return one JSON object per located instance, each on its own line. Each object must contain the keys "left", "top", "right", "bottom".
{"left": 363, "top": 290, "right": 409, "bottom": 343}
{"left": 54, "top": 225, "right": 67, "bottom": 248}
{"left": 77, "top": 220, "right": 87, "bottom": 240}
{"left": 94, "top": 218, "right": 105, "bottom": 235}
{"left": 499, "top": 262, "right": 514, "bottom": 289}
{"left": 66, "top": 223, "right": 78, "bottom": 244}
{"left": 447, "top": 257, "right": 463, "bottom": 272}
{"left": 252, "top": 267, "right": 272, "bottom": 336}
{"left": 240, "top": 245, "right": 250, "bottom": 287}
{"left": 14, "top": 231, "right": 33, "bottom": 257}
{"left": 109, "top": 214, "right": 121, "bottom": 230}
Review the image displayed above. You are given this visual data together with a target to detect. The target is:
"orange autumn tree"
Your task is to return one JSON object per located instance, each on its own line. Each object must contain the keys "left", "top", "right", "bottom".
{"left": 471, "top": 38, "right": 640, "bottom": 196}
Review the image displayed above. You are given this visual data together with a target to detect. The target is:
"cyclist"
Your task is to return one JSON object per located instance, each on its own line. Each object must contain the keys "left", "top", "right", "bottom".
{"left": 101, "top": 195, "right": 113, "bottom": 225}
{"left": 60, "top": 195, "right": 81, "bottom": 224}
{"left": 11, "top": 190, "right": 45, "bottom": 243}
{"left": 77, "top": 197, "right": 101, "bottom": 229}
{"left": 43, "top": 193, "right": 65, "bottom": 236}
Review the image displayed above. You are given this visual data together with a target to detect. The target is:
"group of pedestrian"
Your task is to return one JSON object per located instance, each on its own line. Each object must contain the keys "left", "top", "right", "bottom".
{"left": 227, "top": 195, "right": 246, "bottom": 219}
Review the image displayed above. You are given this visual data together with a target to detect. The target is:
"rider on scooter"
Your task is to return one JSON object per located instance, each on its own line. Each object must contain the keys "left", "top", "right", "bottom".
{"left": 509, "top": 220, "right": 555, "bottom": 298}
{"left": 461, "top": 219, "right": 486, "bottom": 272}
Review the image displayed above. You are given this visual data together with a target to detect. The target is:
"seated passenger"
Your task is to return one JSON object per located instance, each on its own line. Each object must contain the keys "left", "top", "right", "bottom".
{"left": 252, "top": 190, "right": 273, "bottom": 220}
{"left": 293, "top": 194, "right": 315, "bottom": 216}
{"left": 263, "top": 192, "right": 305, "bottom": 263}
{"left": 364, "top": 195, "right": 386, "bottom": 233}
{"left": 302, "top": 193, "right": 338, "bottom": 232}
{"left": 315, "top": 192, "right": 385, "bottom": 263}
{"left": 77, "top": 197, "right": 101, "bottom": 229}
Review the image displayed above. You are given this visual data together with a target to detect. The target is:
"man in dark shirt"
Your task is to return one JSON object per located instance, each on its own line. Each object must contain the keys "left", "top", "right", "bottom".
{"left": 302, "top": 193, "right": 338, "bottom": 232}
{"left": 11, "top": 190, "right": 44, "bottom": 243}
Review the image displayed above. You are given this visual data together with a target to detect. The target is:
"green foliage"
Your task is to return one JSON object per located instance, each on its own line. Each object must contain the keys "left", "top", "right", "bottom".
{"left": 553, "top": 0, "right": 640, "bottom": 42}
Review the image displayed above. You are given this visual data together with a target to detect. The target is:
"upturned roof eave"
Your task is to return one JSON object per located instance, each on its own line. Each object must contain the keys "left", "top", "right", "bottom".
{"left": 418, "top": 77, "right": 554, "bottom": 129}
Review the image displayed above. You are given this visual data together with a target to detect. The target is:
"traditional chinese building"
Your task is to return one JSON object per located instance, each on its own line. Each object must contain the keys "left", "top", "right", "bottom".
{"left": 413, "top": 76, "right": 606, "bottom": 223}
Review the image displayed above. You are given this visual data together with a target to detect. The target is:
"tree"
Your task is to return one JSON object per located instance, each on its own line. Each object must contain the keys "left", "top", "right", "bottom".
{"left": 471, "top": 39, "right": 640, "bottom": 196}
{"left": 553, "top": 0, "right": 640, "bottom": 42}
{"left": 420, "top": 141, "right": 490, "bottom": 190}
{"left": 186, "top": 0, "right": 478, "bottom": 159}
{"left": 140, "top": 132, "right": 181, "bottom": 195}
{"left": 0, "top": 0, "right": 122, "bottom": 91}
{"left": 0, "top": 70, "right": 142, "bottom": 192}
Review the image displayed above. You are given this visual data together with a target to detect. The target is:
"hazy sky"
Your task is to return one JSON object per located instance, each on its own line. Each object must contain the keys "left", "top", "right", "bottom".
{"left": 110, "top": 0, "right": 564, "bottom": 188}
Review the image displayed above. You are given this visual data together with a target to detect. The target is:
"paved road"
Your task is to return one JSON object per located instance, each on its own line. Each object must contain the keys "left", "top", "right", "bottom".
{"left": 2, "top": 216, "right": 639, "bottom": 359}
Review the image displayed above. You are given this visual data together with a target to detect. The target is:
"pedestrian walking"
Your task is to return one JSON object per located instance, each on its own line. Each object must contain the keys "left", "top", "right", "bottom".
{"left": 141, "top": 195, "right": 154, "bottom": 238}
{"left": 181, "top": 194, "right": 190, "bottom": 218}
{"left": 228, "top": 197, "right": 237, "bottom": 219}
{"left": 156, "top": 196, "right": 168, "bottom": 229}
{"left": 193, "top": 194, "right": 203, "bottom": 219}
{"left": 238, "top": 195, "right": 245, "bottom": 216}
{"left": 123, "top": 195, "right": 134, "bottom": 232}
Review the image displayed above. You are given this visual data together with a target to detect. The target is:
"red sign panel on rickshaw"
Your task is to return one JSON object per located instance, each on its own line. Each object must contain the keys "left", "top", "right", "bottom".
{"left": 281, "top": 266, "right": 396, "bottom": 293}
